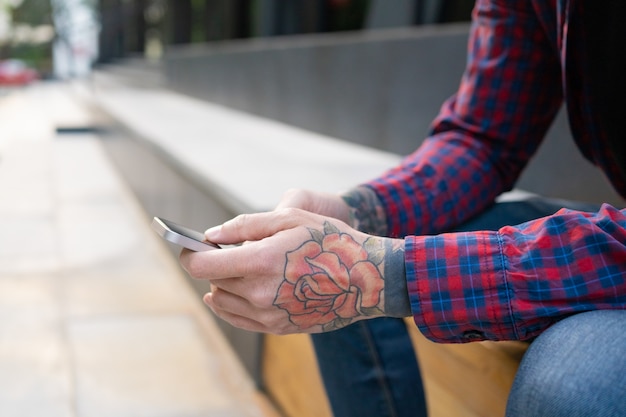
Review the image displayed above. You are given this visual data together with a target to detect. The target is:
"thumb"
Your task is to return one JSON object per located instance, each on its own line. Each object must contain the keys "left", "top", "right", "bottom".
{"left": 205, "top": 209, "right": 317, "bottom": 245}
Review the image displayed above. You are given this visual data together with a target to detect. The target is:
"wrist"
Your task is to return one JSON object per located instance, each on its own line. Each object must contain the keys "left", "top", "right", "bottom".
{"left": 341, "top": 186, "right": 388, "bottom": 236}
{"left": 382, "top": 238, "right": 412, "bottom": 318}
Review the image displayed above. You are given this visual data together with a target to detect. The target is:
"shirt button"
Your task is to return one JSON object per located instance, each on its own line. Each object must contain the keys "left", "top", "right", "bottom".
{"left": 462, "top": 330, "right": 485, "bottom": 340}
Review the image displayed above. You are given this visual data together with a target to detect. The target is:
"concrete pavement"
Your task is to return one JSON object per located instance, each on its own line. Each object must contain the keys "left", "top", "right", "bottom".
{"left": 0, "top": 82, "right": 278, "bottom": 417}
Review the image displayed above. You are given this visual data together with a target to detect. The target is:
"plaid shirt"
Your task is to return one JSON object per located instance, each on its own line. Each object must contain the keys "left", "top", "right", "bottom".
{"left": 367, "top": 0, "right": 626, "bottom": 342}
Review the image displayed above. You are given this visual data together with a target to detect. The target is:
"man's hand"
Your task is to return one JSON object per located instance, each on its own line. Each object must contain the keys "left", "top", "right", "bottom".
{"left": 276, "top": 187, "right": 389, "bottom": 235}
{"left": 275, "top": 188, "right": 354, "bottom": 225}
{"left": 179, "top": 209, "right": 403, "bottom": 334}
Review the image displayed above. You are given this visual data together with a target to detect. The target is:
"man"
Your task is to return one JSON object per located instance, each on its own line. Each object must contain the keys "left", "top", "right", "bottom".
{"left": 181, "top": 1, "right": 626, "bottom": 416}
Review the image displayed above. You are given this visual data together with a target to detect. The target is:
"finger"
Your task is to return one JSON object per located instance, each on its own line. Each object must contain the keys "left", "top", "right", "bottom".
{"left": 180, "top": 245, "right": 261, "bottom": 280}
{"left": 205, "top": 294, "right": 268, "bottom": 333}
{"left": 208, "top": 276, "right": 256, "bottom": 302}
{"left": 204, "top": 290, "right": 278, "bottom": 333}
{"left": 206, "top": 288, "right": 326, "bottom": 335}
{"left": 205, "top": 208, "right": 321, "bottom": 244}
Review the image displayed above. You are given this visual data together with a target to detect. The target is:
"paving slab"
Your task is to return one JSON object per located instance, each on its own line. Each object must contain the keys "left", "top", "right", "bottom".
{"left": 68, "top": 315, "right": 246, "bottom": 417}
{"left": 0, "top": 82, "right": 274, "bottom": 417}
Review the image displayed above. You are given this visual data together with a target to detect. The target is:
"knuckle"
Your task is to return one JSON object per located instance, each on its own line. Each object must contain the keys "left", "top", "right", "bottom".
{"left": 281, "top": 207, "right": 302, "bottom": 218}
{"left": 276, "top": 207, "right": 304, "bottom": 224}
{"left": 210, "top": 290, "right": 225, "bottom": 309}
{"left": 238, "top": 245, "right": 264, "bottom": 276}
{"left": 223, "top": 314, "right": 246, "bottom": 330}
{"left": 262, "top": 310, "right": 296, "bottom": 335}
{"left": 229, "top": 213, "right": 251, "bottom": 231}
{"left": 248, "top": 289, "right": 272, "bottom": 309}
{"left": 273, "top": 324, "right": 294, "bottom": 336}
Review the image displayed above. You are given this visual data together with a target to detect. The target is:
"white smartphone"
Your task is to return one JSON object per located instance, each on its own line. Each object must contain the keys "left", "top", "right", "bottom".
{"left": 151, "top": 217, "right": 220, "bottom": 252}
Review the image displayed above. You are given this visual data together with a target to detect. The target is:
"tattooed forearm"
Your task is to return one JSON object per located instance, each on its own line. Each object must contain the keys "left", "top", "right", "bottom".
{"left": 341, "top": 187, "right": 388, "bottom": 236}
{"left": 343, "top": 188, "right": 411, "bottom": 317}
{"left": 383, "top": 238, "right": 411, "bottom": 318}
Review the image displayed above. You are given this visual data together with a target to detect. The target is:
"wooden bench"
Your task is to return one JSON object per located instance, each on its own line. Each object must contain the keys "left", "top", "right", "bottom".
{"left": 262, "top": 323, "right": 528, "bottom": 417}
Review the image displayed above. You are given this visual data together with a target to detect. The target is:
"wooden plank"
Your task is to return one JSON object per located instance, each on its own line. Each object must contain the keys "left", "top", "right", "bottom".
{"left": 261, "top": 322, "right": 527, "bottom": 417}
{"left": 424, "top": 377, "right": 483, "bottom": 417}
{"left": 405, "top": 318, "right": 527, "bottom": 417}
{"left": 262, "top": 334, "right": 332, "bottom": 417}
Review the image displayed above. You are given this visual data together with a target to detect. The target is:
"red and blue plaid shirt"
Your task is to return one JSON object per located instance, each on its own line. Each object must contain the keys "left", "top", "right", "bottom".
{"left": 367, "top": 0, "right": 626, "bottom": 342}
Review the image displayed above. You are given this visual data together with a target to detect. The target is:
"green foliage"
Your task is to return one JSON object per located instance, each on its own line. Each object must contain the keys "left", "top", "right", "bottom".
{"left": 11, "top": 0, "right": 53, "bottom": 26}
{"left": 10, "top": 42, "right": 53, "bottom": 73}
{"left": 1, "top": 0, "right": 55, "bottom": 68}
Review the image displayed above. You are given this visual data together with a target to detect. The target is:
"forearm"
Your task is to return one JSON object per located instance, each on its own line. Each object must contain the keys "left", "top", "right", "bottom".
{"left": 407, "top": 205, "right": 626, "bottom": 342}
{"left": 341, "top": 187, "right": 412, "bottom": 317}
{"left": 364, "top": 0, "right": 564, "bottom": 238}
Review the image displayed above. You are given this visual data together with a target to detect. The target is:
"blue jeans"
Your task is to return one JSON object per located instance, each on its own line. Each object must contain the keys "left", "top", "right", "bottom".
{"left": 312, "top": 317, "right": 427, "bottom": 417}
{"left": 311, "top": 197, "right": 626, "bottom": 417}
{"left": 506, "top": 309, "right": 626, "bottom": 417}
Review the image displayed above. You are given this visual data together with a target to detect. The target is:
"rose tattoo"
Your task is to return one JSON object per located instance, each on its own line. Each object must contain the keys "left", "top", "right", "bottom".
{"left": 273, "top": 222, "right": 385, "bottom": 332}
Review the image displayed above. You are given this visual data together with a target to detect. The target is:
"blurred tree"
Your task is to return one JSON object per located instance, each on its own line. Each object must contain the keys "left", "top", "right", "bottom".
{"left": 1, "top": 0, "right": 54, "bottom": 70}
{"left": 11, "top": 0, "right": 52, "bottom": 26}
{"left": 3, "top": 0, "right": 97, "bottom": 66}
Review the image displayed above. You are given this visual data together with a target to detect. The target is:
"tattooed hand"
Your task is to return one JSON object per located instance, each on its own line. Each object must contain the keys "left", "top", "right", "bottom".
{"left": 276, "top": 221, "right": 386, "bottom": 332}
{"left": 179, "top": 208, "right": 406, "bottom": 334}
{"left": 275, "top": 188, "right": 410, "bottom": 318}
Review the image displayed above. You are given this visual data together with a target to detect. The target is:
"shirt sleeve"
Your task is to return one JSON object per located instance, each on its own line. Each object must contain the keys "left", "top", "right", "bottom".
{"left": 363, "top": 1, "right": 626, "bottom": 343}
{"left": 406, "top": 205, "right": 626, "bottom": 343}
{"left": 366, "top": 0, "right": 563, "bottom": 237}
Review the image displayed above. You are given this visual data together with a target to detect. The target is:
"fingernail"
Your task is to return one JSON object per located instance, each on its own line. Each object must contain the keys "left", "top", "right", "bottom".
{"left": 203, "top": 293, "right": 214, "bottom": 308}
{"left": 205, "top": 225, "right": 221, "bottom": 239}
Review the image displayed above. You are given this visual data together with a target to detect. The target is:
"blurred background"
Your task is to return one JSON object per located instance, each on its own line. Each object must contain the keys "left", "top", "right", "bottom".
{"left": 0, "top": 0, "right": 473, "bottom": 82}
{"left": 0, "top": 0, "right": 97, "bottom": 80}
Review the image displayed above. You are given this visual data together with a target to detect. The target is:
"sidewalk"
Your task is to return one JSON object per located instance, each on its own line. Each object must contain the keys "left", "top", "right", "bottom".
{"left": 0, "top": 82, "right": 278, "bottom": 417}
